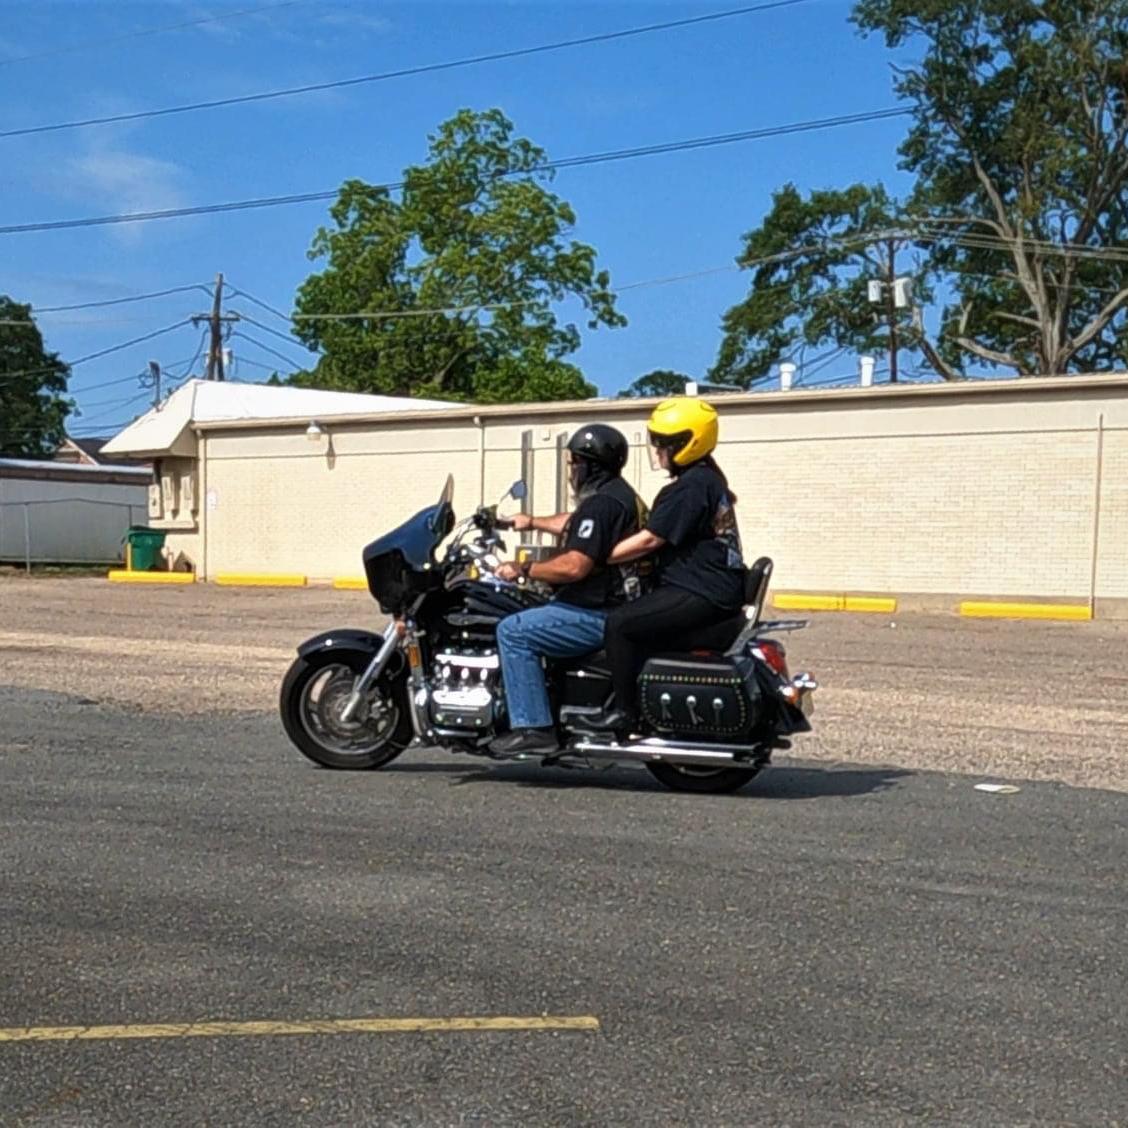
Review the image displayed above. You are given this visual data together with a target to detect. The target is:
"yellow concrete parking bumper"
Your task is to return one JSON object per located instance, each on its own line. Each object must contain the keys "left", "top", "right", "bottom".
{"left": 332, "top": 577, "right": 368, "bottom": 590}
{"left": 215, "top": 573, "right": 307, "bottom": 588}
{"left": 959, "top": 601, "right": 1092, "bottom": 621}
{"left": 107, "top": 571, "right": 195, "bottom": 584}
{"left": 773, "top": 593, "right": 845, "bottom": 612}
{"left": 773, "top": 594, "right": 898, "bottom": 614}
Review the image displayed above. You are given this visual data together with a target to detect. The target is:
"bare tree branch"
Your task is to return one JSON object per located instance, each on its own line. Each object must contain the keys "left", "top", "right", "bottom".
{"left": 915, "top": 333, "right": 962, "bottom": 381}
{"left": 956, "top": 336, "right": 1028, "bottom": 372}
{"left": 993, "top": 311, "right": 1043, "bottom": 329}
{"left": 1065, "top": 287, "right": 1128, "bottom": 358}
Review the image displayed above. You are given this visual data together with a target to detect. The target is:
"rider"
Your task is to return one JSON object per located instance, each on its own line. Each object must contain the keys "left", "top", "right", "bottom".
{"left": 489, "top": 424, "right": 646, "bottom": 758}
{"left": 573, "top": 396, "right": 746, "bottom": 735}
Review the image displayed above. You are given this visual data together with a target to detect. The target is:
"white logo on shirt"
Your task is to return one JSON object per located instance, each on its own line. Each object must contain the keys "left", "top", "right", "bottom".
{"left": 577, "top": 518, "right": 594, "bottom": 538}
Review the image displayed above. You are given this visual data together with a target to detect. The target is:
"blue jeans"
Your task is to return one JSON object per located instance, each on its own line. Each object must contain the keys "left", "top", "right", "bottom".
{"left": 496, "top": 602, "right": 608, "bottom": 729}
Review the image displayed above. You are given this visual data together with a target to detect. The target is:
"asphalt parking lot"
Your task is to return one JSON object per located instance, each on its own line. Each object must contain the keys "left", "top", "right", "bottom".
{"left": 2, "top": 578, "right": 1127, "bottom": 1125}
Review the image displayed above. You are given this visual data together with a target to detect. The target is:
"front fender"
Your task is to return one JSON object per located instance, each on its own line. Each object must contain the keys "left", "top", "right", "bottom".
{"left": 297, "top": 628, "right": 388, "bottom": 659}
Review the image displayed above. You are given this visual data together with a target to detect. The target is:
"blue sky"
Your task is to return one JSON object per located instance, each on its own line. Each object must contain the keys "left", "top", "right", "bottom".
{"left": 2, "top": 0, "right": 921, "bottom": 436}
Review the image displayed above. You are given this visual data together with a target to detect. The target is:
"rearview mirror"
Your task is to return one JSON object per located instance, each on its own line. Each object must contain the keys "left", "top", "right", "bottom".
{"left": 509, "top": 479, "right": 527, "bottom": 501}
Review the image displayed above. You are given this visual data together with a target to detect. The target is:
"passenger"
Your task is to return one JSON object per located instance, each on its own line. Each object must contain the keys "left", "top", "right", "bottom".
{"left": 573, "top": 397, "right": 745, "bottom": 735}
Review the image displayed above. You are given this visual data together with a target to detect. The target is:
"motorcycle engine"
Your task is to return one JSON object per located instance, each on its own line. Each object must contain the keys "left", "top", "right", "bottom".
{"left": 429, "top": 649, "right": 501, "bottom": 732}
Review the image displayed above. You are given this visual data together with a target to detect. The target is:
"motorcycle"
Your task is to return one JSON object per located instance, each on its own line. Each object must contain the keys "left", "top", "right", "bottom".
{"left": 280, "top": 476, "right": 817, "bottom": 794}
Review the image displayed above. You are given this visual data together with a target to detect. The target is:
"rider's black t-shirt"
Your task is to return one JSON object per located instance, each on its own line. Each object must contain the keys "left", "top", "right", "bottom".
{"left": 555, "top": 477, "right": 643, "bottom": 610}
{"left": 647, "top": 461, "right": 746, "bottom": 610}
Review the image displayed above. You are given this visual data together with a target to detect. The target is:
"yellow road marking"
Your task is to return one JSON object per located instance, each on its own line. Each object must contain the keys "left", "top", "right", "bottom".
{"left": 0, "top": 1015, "right": 600, "bottom": 1044}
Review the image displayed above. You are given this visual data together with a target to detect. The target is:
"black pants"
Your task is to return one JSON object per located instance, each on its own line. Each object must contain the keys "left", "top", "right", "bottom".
{"left": 605, "top": 586, "right": 735, "bottom": 717}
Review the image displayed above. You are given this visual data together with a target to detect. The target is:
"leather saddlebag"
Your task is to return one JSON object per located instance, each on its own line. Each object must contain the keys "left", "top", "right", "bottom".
{"left": 638, "top": 654, "right": 760, "bottom": 739}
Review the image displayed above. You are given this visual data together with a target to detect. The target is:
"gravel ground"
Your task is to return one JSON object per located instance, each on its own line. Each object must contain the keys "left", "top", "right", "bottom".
{"left": 2, "top": 576, "right": 1127, "bottom": 791}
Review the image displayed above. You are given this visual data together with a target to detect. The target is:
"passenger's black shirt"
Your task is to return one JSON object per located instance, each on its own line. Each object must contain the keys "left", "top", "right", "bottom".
{"left": 647, "top": 461, "right": 745, "bottom": 609}
{"left": 555, "top": 477, "right": 644, "bottom": 610}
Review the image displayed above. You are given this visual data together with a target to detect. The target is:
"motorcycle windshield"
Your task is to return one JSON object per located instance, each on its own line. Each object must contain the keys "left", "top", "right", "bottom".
{"left": 362, "top": 475, "right": 455, "bottom": 569}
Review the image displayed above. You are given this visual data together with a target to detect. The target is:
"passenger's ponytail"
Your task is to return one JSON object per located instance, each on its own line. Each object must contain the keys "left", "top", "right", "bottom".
{"left": 702, "top": 455, "right": 737, "bottom": 505}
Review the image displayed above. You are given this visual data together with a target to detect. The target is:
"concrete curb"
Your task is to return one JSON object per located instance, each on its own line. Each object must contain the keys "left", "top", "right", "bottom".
{"left": 332, "top": 577, "right": 368, "bottom": 590}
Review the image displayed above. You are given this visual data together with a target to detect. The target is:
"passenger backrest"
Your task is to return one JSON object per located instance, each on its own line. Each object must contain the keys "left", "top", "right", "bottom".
{"left": 744, "top": 557, "right": 773, "bottom": 624}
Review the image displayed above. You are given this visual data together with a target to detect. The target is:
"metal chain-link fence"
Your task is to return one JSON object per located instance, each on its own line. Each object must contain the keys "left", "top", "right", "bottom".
{"left": 0, "top": 497, "right": 148, "bottom": 572}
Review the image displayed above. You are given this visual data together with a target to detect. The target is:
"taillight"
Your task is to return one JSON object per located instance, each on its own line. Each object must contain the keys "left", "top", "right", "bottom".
{"left": 753, "top": 640, "right": 790, "bottom": 678}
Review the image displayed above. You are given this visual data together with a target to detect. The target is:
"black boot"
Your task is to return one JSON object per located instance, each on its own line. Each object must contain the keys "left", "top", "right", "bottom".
{"left": 488, "top": 727, "right": 559, "bottom": 759}
{"left": 569, "top": 706, "right": 636, "bottom": 739}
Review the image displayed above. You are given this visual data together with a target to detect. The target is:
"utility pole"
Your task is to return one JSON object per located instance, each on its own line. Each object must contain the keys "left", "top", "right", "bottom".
{"left": 192, "top": 273, "right": 239, "bottom": 380}
{"left": 867, "top": 247, "right": 912, "bottom": 385}
{"left": 206, "top": 272, "right": 224, "bottom": 381}
{"left": 148, "top": 360, "right": 161, "bottom": 407}
{"left": 885, "top": 240, "right": 899, "bottom": 384}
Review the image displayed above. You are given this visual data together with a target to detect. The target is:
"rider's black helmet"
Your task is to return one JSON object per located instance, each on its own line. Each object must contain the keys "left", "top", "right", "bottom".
{"left": 566, "top": 424, "right": 629, "bottom": 475}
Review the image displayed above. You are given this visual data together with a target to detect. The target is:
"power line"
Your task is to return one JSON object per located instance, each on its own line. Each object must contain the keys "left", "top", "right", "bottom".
{"left": 1, "top": 1, "right": 808, "bottom": 140}
{"left": 0, "top": 319, "right": 193, "bottom": 384}
{"left": 913, "top": 226, "right": 1128, "bottom": 266}
{"left": 230, "top": 330, "right": 308, "bottom": 372}
{"left": 0, "top": 1, "right": 305, "bottom": 67}
{"left": 0, "top": 107, "right": 908, "bottom": 237}
{"left": 230, "top": 312, "right": 319, "bottom": 352}
{"left": 168, "top": 330, "right": 210, "bottom": 379}
{"left": 31, "top": 283, "right": 212, "bottom": 313}
{"left": 77, "top": 384, "right": 150, "bottom": 410}
{"left": 70, "top": 390, "right": 152, "bottom": 426}
{"left": 0, "top": 189, "right": 342, "bottom": 236}
{"left": 231, "top": 354, "right": 297, "bottom": 375}
{"left": 225, "top": 283, "right": 290, "bottom": 322}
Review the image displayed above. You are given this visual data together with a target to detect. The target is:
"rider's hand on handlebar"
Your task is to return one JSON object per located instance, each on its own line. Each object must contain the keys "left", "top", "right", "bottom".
{"left": 495, "top": 561, "right": 523, "bottom": 583}
{"left": 509, "top": 513, "right": 533, "bottom": 532}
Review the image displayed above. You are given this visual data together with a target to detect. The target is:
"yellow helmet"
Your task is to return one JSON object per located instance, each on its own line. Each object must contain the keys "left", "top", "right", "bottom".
{"left": 647, "top": 396, "right": 718, "bottom": 467}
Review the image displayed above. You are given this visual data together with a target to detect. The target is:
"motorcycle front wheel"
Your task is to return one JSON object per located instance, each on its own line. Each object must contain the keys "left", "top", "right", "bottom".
{"left": 280, "top": 649, "right": 413, "bottom": 770}
{"left": 646, "top": 762, "right": 762, "bottom": 794}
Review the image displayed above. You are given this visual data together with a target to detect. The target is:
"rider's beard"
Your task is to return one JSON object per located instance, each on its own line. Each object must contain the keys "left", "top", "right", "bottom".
{"left": 570, "top": 459, "right": 592, "bottom": 497}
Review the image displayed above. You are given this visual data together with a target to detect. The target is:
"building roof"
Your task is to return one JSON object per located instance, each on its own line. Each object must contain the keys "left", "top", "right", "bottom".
{"left": 100, "top": 379, "right": 459, "bottom": 457}
{"left": 191, "top": 371, "right": 1128, "bottom": 433}
{"left": 0, "top": 457, "right": 150, "bottom": 484}
{"left": 56, "top": 436, "right": 148, "bottom": 468}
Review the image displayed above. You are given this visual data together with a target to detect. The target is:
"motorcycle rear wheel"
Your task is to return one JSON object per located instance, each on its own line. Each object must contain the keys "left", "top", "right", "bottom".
{"left": 280, "top": 649, "right": 412, "bottom": 770}
{"left": 646, "top": 762, "right": 762, "bottom": 794}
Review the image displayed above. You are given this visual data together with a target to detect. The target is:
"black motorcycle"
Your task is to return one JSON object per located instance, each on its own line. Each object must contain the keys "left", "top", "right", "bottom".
{"left": 280, "top": 476, "right": 817, "bottom": 794}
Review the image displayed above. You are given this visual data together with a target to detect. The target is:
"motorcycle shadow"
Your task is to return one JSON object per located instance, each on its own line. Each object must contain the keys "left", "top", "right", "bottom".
{"left": 384, "top": 758, "right": 912, "bottom": 799}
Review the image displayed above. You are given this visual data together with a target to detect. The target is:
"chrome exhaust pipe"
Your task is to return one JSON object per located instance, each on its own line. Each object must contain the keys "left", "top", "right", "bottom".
{"left": 569, "top": 736, "right": 759, "bottom": 768}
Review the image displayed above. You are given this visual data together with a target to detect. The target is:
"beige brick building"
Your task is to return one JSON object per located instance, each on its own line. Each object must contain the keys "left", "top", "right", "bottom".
{"left": 104, "top": 374, "right": 1128, "bottom": 616}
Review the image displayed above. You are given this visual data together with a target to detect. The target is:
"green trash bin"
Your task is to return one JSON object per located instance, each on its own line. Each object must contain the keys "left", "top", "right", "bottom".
{"left": 124, "top": 526, "right": 167, "bottom": 571}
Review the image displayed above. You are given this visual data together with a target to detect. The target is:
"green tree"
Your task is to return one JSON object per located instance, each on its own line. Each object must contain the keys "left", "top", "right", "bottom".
{"left": 710, "top": 183, "right": 923, "bottom": 385}
{"left": 619, "top": 369, "right": 695, "bottom": 398}
{"left": 0, "top": 297, "right": 71, "bottom": 458}
{"left": 290, "top": 108, "right": 624, "bottom": 402}
{"left": 715, "top": 1, "right": 1128, "bottom": 382}
{"left": 853, "top": 0, "right": 1128, "bottom": 377}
